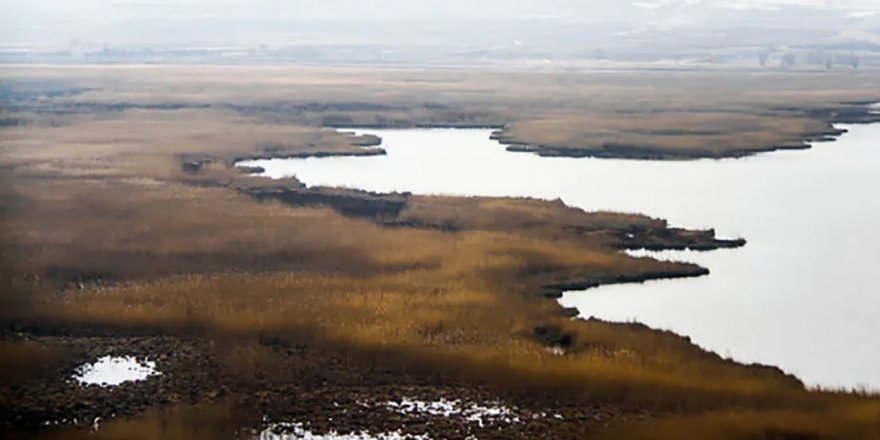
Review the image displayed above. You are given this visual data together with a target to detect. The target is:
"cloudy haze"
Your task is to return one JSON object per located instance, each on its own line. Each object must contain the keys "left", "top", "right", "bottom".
{"left": 1, "top": 0, "right": 878, "bottom": 66}
{"left": 1, "top": 0, "right": 878, "bottom": 22}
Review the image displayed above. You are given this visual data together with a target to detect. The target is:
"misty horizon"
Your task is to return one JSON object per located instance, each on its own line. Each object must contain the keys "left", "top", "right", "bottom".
{"left": 2, "top": 1, "right": 878, "bottom": 43}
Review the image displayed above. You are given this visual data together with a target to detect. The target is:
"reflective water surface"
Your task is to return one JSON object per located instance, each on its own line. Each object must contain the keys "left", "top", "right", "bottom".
{"left": 240, "top": 123, "right": 880, "bottom": 390}
{"left": 73, "top": 355, "right": 160, "bottom": 387}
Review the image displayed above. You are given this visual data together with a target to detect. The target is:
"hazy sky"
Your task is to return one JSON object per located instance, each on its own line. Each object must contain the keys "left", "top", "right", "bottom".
{"left": 1, "top": 0, "right": 877, "bottom": 47}
{"left": 2, "top": 0, "right": 878, "bottom": 20}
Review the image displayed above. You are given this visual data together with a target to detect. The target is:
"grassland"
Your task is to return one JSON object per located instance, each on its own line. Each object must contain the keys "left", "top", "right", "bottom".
{"left": 1, "top": 65, "right": 880, "bottom": 439}
{"left": 3, "top": 64, "right": 879, "bottom": 159}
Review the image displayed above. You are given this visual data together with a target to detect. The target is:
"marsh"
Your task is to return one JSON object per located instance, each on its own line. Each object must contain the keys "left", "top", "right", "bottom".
{"left": 243, "top": 121, "right": 880, "bottom": 391}
{"left": 3, "top": 63, "right": 880, "bottom": 439}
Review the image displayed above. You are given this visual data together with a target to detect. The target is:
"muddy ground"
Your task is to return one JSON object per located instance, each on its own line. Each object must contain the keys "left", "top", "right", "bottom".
{"left": 2, "top": 333, "right": 647, "bottom": 439}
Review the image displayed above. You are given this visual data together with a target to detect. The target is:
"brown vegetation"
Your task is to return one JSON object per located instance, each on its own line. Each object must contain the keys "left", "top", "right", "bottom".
{"left": 3, "top": 65, "right": 880, "bottom": 159}
{"left": 496, "top": 111, "right": 846, "bottom": 159}
{"left": 1, "top": 65, "right": 879, "bottom": 439}
{"left": 595, "top": 407, "right": 880, "bottom": 440}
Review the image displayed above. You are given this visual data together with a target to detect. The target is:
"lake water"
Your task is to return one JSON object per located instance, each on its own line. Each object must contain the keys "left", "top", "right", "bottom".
{"left": 239, "top": 123, "right": 880, "bottom": 391}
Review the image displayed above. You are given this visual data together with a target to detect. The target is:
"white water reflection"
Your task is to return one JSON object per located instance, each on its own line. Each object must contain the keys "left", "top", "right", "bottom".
{"left": 239, "top": 123, "right": 880, "bottom": 390}
{"left": 385, "top": 398, "right": 520, "bottom": 427}
{"left": 73, "top": 356, "right": 160, "bottom": 387}
{"left": 259, "top": 398, "right": 525, "bottom": 440}
{"left": 260, "top": 423, "right": 429, "bottom": 440}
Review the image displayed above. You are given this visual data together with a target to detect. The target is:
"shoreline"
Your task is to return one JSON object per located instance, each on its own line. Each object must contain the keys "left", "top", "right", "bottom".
{"left": 225, "top": 108, "right": 879, "bottom": 394}
{"left": 490, "top": 102, "right": 880, "bottom": 161}
{"left": 4, "top": 66, "right": 880, "bottom": 438}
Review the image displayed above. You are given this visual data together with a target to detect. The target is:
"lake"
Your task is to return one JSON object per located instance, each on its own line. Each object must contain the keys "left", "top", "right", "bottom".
{"left": 239, "top": 122, "right": 880, "bottom": 391}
